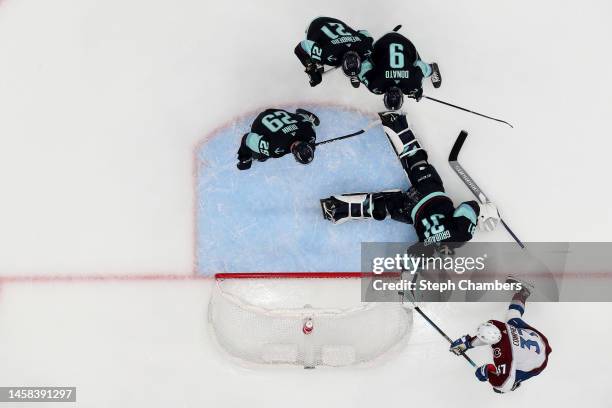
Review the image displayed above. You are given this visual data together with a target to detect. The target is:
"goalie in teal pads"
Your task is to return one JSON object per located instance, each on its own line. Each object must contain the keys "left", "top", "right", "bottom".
{"left": 320, "top": 111, "right": 499, "bottom": 247}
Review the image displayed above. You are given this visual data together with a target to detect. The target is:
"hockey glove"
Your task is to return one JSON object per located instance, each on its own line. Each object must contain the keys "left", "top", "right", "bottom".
{"left": 407, "top": 87, "right": 423, "bottom": 102}
{"left": 236, "top": 158, "right": 252, "bottom": 171}
{"left": 450, "top": 335, "right": 475, "bottom": 355}
{"left": 305, "top": 63, "right": 324, "bottom": 87}
{"left": 475, "top": 364, "right": 497, "bottom": 382}
{"left": 478, "top": 201, "right": 500, "bottom": 232}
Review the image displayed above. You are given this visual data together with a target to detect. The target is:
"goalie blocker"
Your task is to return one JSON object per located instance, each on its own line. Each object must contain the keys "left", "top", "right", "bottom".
{"left": 321, "top": 112, "right": 499, "bottom": 246}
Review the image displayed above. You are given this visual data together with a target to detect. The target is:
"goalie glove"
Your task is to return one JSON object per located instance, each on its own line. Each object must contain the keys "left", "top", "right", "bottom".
{"left": 478, "top": 201, "right": 500, "bottom": 232}
{"left": 449, "top": 335, "right": 475, "bottom": 355}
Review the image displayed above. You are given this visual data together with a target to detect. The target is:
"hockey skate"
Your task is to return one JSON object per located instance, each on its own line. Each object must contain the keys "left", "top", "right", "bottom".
{"left": 505, "top": 275, "right": 534, "bottom": 299}
{"left": 320, "top": 196, "right": 347, "bottom": 224}
{"left": 320, "top": 194, "right": 372, "bottom": 225}
{"left": 430, "top": 63, "right": 442, "bottom": 88}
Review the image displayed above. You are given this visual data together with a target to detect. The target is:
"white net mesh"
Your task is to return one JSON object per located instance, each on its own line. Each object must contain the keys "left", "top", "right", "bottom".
{"left": 208, "top": 276, "right": 413, "bottom": 367}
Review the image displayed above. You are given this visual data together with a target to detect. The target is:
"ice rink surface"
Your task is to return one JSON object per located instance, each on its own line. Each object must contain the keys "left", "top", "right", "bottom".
{"left": 196, "top": 105, "right": 416, "bottom": 273}
{"left": 1, "top": 0, "right": 612, "bottom": 406}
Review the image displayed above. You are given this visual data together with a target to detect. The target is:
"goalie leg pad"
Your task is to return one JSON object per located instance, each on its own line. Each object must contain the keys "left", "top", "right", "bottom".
{"left": 321, "top": 193, "right": 369, "bottom": 224}
{"left": 406, "top": 162, "right": 444, "bottom": 195}
{"left": 320, "top": 192, "right": 395, "bottom": 224}
{"left": 378, "top": 112, "right": 426, "bottom": 160}
{"left": 369, "top": 191, "right": 400, "bottom": 221}
{"left": 384, "top": 127, "right": 425, "bottom": 160}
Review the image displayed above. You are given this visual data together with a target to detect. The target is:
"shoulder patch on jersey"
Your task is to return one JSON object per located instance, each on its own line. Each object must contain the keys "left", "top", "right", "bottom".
{"left": 245, "top": 132, "right": 263, "bottom": 153}
{"left": 453, "top": 203, "right": 477, "bottom": 225}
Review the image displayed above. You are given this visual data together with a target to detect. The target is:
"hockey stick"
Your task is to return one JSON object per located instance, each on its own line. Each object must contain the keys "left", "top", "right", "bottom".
{"left": 399, "top": 281, "right": 477, "bottom": 367}
{"left": 413, "top": 306, "right": 477, "bottom": 367}
{"left": 448, "top": 130, "right": 525, "bottom": 248}
{"left": 314, "top": 119, "right": 380, "bottom": 146}
{"left": 423, "top": 96, "right": 514, "bottom": 129}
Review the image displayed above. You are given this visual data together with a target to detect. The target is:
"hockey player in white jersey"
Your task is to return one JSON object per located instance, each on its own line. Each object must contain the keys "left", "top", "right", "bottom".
{"left": 449, "top": 280, "right": 552, "bottom": 393}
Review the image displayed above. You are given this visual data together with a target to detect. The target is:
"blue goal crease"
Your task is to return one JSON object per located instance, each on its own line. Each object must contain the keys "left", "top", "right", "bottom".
{"left": 196, "top": 106, "right": 417, "bottom": 275}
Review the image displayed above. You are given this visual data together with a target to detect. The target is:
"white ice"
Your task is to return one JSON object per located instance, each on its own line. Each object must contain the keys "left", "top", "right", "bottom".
{"left": 0, "top": 0, "right": 611, "bottom": 406}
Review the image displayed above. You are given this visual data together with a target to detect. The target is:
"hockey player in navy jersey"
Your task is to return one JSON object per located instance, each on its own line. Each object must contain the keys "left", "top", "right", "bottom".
{"left": 294, "top": 17, "right": 374, "bottom": 88}
{"left": 450, "top": 280, "right": 552, "bottom": 393}
{"left": 320, "top": 111, "right": 500, "bottom": 247}
{"left": 236, "top": 108, "right": 319, "bottom": 170}
{"left": 358, "top": 31, "right": 441, "bottom": 110}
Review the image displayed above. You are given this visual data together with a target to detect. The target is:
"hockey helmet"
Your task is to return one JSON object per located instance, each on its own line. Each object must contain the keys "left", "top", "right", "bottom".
{"left": 341, "top": 51, "right": 362, "bottom": 77}
{"left": 384, "top": 86, "right": 404, "bottom": 111}
{"left": 476, "top": 322, "right": 502, "bottom": 345}
{"left": 291, "top": 141, "right": 315, "bottom": 165}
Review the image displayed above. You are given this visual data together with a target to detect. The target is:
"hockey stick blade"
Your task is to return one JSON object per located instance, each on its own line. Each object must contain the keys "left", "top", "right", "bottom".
{"left": 448, "top": 131, "right": 489, "bottom": 203}
{"left": 448, "top": 131, "right": 525, "bottom": 248}
{"left": 448, "top": 130, "right": 468, "bottom": 162}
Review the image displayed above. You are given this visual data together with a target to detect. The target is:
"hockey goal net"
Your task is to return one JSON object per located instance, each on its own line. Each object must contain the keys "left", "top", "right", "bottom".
{"left": 208, "top": 272, "right": 412, "bottom": 368}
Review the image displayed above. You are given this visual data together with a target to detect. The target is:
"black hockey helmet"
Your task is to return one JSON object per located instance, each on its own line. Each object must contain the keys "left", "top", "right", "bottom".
{"left": 291, "top": 141, "right": 315, "bottom": 165}
{"left": 341, "top": 51, "right": 361, "bottom": 77}
{"left": 384, "top": 86, "right": 404, "bottom": 111}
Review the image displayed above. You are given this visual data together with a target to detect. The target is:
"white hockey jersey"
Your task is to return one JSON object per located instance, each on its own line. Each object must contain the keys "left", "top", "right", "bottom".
{"left": 486, "top": 319, "right": 552, "bottom": 393}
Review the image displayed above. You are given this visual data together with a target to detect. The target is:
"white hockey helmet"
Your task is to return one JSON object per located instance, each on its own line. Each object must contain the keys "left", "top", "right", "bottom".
{"left": 476, "top": 322, "right": 502, "bottom": 344}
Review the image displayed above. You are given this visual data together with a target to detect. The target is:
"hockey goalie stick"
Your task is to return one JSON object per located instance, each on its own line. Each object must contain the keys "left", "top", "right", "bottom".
{"left": 314, "top": 119, "right": 380, "bottom": 146}
{"left": 448, "top": 130, "right": 525, "bottom": 248}
{"left": 423, "top": 96, "right": 514, "bottom": 128}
